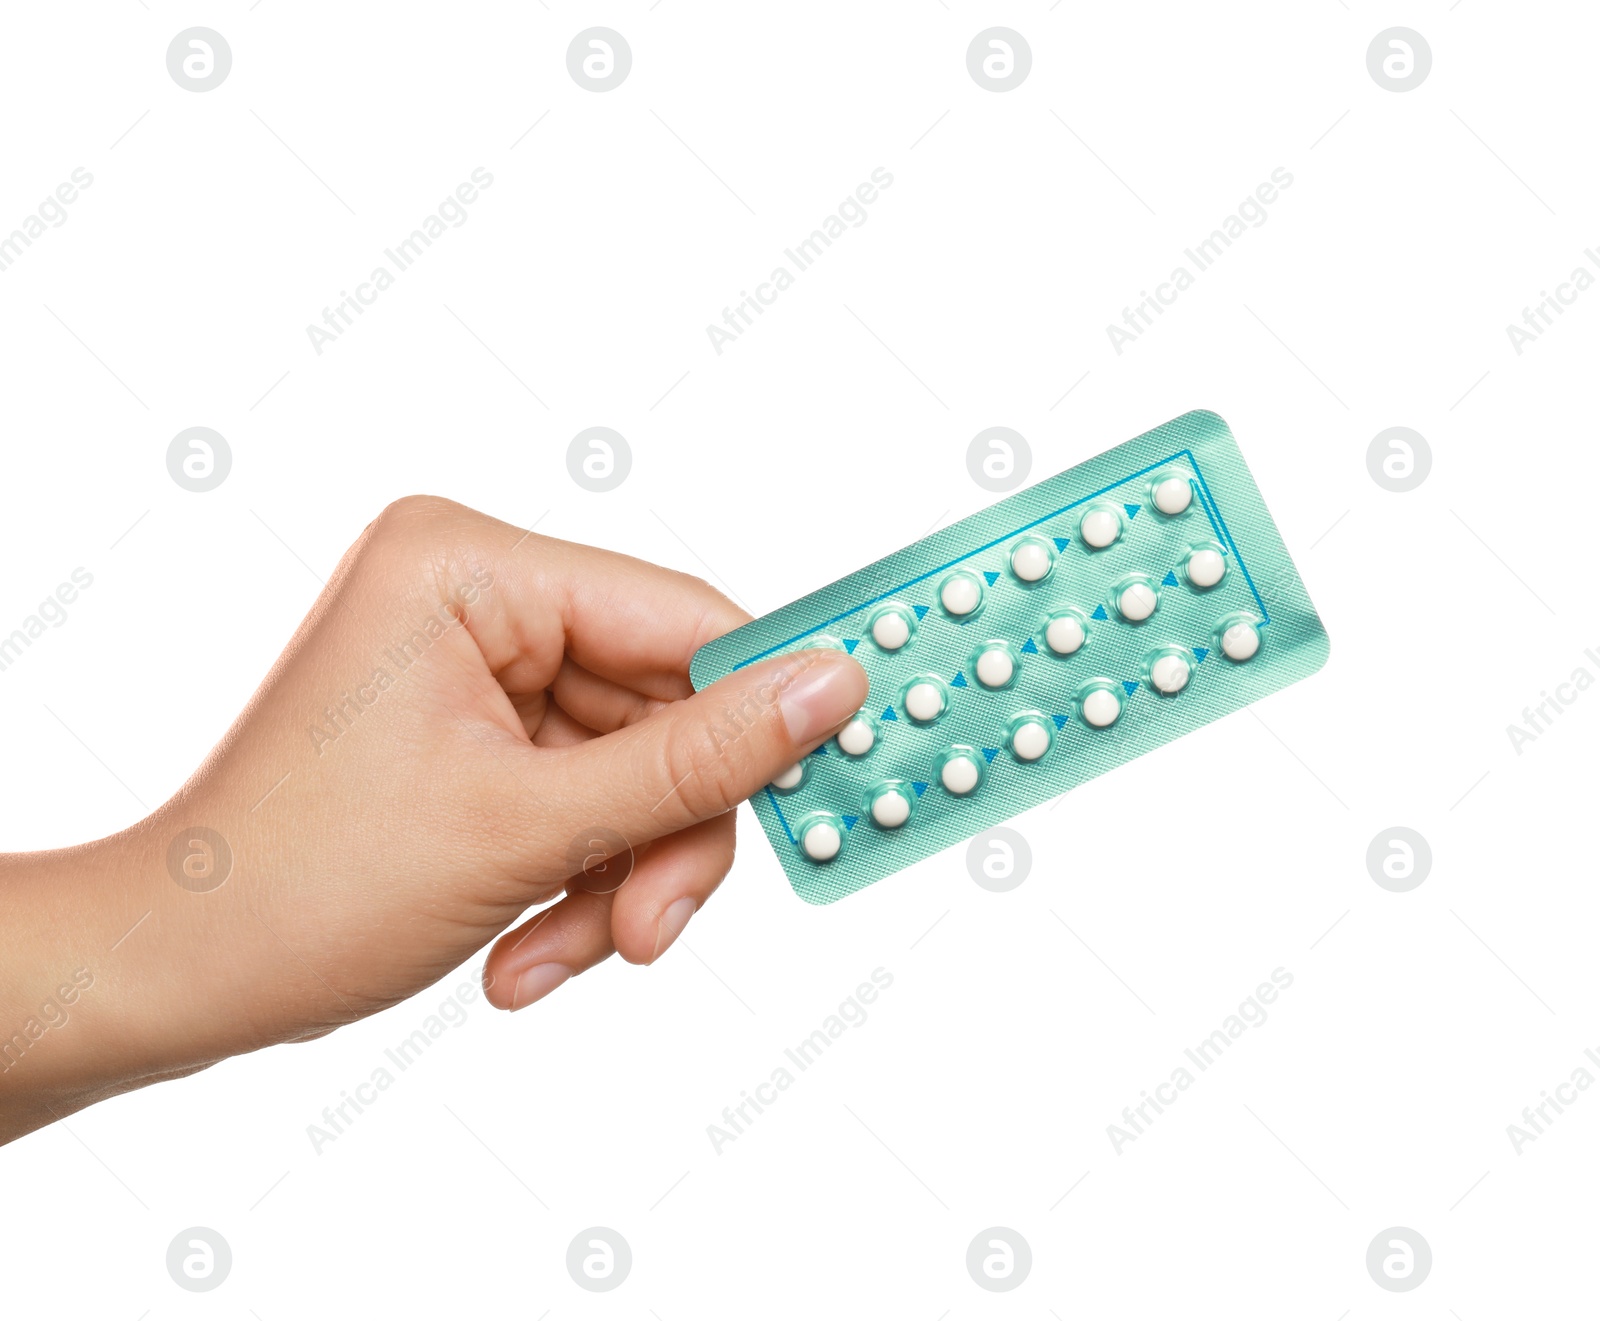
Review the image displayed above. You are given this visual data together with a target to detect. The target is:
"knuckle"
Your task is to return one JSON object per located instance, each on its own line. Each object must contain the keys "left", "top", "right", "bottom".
{"left": 675, "top": 567, "right": 716, "bottom": 597}
{"left": 666, "top": 567, "right": 751, "bottom": 637}
{"left": 369, "top": 494, "right": 462, "bottom": 547}
{"left": 657, "top": 725, "right": 747, "bottom": 822}
{"left": 356, "top": 495, "right": 474, "bottom": 590}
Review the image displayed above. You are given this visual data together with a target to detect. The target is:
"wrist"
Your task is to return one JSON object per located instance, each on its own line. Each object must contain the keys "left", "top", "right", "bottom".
{"left": 0, "top": 821, "right": 239, "bottom": 1142}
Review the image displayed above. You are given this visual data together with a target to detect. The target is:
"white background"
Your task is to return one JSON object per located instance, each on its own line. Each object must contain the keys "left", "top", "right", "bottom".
{"left": 2, "top": 2, "right": 1597, "bottom": 1315}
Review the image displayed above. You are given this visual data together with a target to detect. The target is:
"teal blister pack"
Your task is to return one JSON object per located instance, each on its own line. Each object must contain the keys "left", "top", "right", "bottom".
{"left": 689, "top": 410, "right": 1330, "bottom": 904}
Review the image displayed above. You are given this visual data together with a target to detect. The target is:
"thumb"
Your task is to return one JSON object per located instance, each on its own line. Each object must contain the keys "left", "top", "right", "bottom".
{"left": 545, "top": 648, "right": 868, "bottom": 854}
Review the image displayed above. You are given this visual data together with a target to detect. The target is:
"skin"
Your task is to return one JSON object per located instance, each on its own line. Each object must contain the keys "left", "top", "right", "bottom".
{"left": 0, "top": 496, "right": 867, "bottom": 1146}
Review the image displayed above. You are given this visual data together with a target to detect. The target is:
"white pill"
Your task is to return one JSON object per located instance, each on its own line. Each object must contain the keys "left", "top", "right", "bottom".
{"left": 1011, "top": 720, "right": 1050, "bottom": 761}
{"left": 940, "top": 755, "right": 980, "bottom": 795}
{"left": 975, "top": 647, "right": 1014, "bottom": 688}
{"left": 1222, "top": 622, "right": 1261, "bottom": 661}
{"left": 941, "top": 574, "right": 981, "bottom": 616}
{"left": 1010, "top": 541, "right": 1051, "bottom": 582}
{"left": 1153, "top": 477, "right": 1193, "bottom": 515}
{"left": 1081, "top": 688, "right": 1121, "bottom": 728}
{"left": 1118, "top": 582, "right": 1157, "bottom": 621}
{"left": 872, "top": 610, "right": 910, "bottom": 650}
{"left": 772, "top": 762, "right": 804, "bottom": 791}
{"left": 871, "top": 788, "right": 911, "bottom": 828}
{"left": 837, "top": 716, "right": 875, "bottom": 756}
{"left": 1150, "top": 654, "right": 1191, "bottom": 694}
{"left": 1080, "top": 508, "right": 1120, "bottom": 548}
{"left": 802, "top": 820, "right": 842, "bottom": 861}
{"left": 1045, "top": 615, "right": 1085, "bottom": 655}
{"left": 904, "top": 681, "right": 945, "bottom": 722}
{"left": 1186, "top": 548, "right": 1225, "bottom": 588}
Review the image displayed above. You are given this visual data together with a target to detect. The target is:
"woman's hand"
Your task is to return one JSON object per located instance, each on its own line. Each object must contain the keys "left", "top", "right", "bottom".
{"left": 0, "top": 496, "right": 867, "bottom": 1144}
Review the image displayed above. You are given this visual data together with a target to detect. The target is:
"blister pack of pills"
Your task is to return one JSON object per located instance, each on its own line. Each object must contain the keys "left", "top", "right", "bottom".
{"left": 690, "top": 410, "right": 1330, "bottom": 905}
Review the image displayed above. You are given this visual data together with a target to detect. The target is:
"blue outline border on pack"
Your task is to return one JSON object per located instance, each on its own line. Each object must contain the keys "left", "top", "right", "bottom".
{"left": 733, "top": 449, "right": 1274, "bottom": 848}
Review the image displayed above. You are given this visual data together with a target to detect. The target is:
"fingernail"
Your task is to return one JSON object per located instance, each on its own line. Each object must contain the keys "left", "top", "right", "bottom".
{"left": 778, "top": 652, "right": 867, "bottom": 745}
{"left": 652, "top": 896, "right": 697, "bottom": 962}
{"left": 511, "top": 963, "right": 573, "bottom": 1011}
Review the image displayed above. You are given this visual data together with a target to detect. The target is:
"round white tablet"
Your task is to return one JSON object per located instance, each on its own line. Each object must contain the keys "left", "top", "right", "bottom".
{"left": 772, "top": 762, "right": 804, "bottom": 791}
{"left": 1150, "top": 654, "right": 1191, "bottom": 694}
{"left": 1153, "top": 476, "right": 1193, "bottom": 515}
{"left": 1118, "top": 582, "right": 1157, "bottom": 621}
{"left": 1222, "top": 622, "right": 1261, "bottom": 661}
{"left": 1081, "top": 688, "right": 1121, "bottom": 728}
{"left": 802, "top": 820, "right": 841, "bottom": 861}
{"left": 904, "top": 681, "right": 945, "bottom": 722}
{"left": 837, "top": 716, "right": 875, "bottom": 756}
{"left": 1010, "top": 541, "right": 1051, "bottom": 582}
{"left": 1011, "top": 720, "right": 1050, "bottom": 761}
{"left": 1186, "top": 548, "right": 1225, "bottom": 588}
{"left": 1045, "top": 615, "right": 1086, "bottom": 655}
{"left": 872, "top": 611, "right": 910, "bottom": 650}
{"left": 940, "top": 755, "right": 980, "bottom": 795}
{"left": 1080, "top": 508, "right": 1120, "bottom": 548}
{"left": 975, "top": 647, "right": 1014, "bottom": 688}
{"left": 871, "top": 788, "right": 911, "bottom": 828}
{"left": 941, "top": 574, "right": 981, "bottom": 616}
